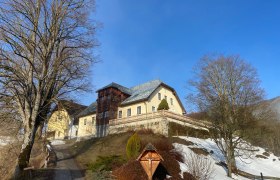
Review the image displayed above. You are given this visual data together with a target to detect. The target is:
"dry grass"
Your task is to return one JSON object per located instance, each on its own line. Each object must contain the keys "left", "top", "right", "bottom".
{"left": 113, "top": 132, "right": 185, "bottom": 180}
{"left": 189, "top": 147, "right": 209, "bottom": 156}
{"left": 0, "top": 137, "right": 49, "bottom": 180}
{"left": 0, "top": 142, "right": 21, "bottom": 179}
{"left": 72, "top": 131, "right": 188, "bottom": 179}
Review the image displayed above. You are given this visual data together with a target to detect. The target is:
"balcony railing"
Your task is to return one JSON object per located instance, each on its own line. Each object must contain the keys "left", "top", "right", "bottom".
{"left": 109, "top": 110, "right": 209, "bottom": 128}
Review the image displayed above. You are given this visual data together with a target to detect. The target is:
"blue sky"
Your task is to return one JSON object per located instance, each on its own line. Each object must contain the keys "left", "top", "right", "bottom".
{"left": 81, "top": 0, "right": 280, "bottom": 111}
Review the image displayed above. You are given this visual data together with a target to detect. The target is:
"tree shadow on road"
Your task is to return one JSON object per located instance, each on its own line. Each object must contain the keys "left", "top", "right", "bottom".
{"left": 28, "top": 168, "right": 86, "bottom": 180}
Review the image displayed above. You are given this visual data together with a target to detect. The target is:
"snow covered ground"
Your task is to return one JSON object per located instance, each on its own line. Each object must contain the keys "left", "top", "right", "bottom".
{"left": 50, "top": 139, "right": 66, "bottom": 145}
{"left": 174, "top": 136, "right": 280, "bottom": 179}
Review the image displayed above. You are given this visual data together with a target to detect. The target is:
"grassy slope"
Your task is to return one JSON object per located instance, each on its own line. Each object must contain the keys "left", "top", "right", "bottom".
{"left": 70, "top": 131, "right": 194, "bottom": 180}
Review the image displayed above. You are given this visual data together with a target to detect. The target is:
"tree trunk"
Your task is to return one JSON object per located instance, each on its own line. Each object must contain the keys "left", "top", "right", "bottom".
{"left": 13, "top": 124, "right": 38, "bottom": 179}
{"left": 226, "top": 157, "right": 233, "bottom": 178}
{"left": 37, "top": 122, "right": 44, "bottom": 139}
{"left": 226, "top": 147, "right": 237, "bottom": 177}
{"left": 230, "top": 149, "right": 237, "bottom": 173}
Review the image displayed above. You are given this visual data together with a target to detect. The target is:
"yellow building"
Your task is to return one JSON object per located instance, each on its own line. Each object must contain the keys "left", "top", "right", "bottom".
{"left": 47, "top": 100, "right": 87, "bottom": 139}
{"left": 77, "top": 79, "right": 187, "bottom": 137}
{"left": 77, "top": 102, "right": 97, "bottom": 137}
{"left": 117, "top": 82, "right": 185, "bottom": 119}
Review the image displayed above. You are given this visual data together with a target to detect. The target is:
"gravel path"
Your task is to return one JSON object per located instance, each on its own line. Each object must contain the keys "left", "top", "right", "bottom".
{"left": 52, "top": 143, "right": 85, "bottom": 180}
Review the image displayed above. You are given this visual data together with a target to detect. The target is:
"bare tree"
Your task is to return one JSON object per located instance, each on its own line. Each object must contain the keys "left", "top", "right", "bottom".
{"left": 0, "top": 0, "right": 97, "bottom": 178}
{"left": 188, "top": 55, "right": 264, "bottom": 177}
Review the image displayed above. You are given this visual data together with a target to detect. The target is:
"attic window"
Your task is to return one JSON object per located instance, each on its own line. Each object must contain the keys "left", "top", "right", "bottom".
{"left": 58, "top": 114, "right": 62, "bottom": 121}
{"left": 158, "top": 93, "right": 161, "bottom": 100}
{"left": 84, "top": 119, "right": 87, "bottom": 125}
{"left": 119, "top": 111, "right": 122, "bottom": 118}
{"left": 127, "top": 108, "right": 131, "bottom": 117}
{"left": 170, "top": 98, "right": 173, "bottom": 105}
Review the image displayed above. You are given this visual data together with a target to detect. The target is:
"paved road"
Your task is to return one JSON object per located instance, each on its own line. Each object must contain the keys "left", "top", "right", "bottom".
{"left": 52, "top": 143, "right": 85, "bottom": 180}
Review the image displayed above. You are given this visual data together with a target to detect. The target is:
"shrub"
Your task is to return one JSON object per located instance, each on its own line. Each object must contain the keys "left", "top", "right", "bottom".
{"left": 115, "top": 137, "right": 183, "bottom": 180}
{"left": 126, "top": 133, "right": 141, "bottom": 159}
{"left": 87, "top": 155, "right": 126, "bottom": 172}
{"left": 168, "top": 122, "right": 210, "bottom": 138}
{"left": 185, "top": 152, "right": 213, "bottom": 180}
{"left": 157, "top": 99, "right": 169, "bottom": 110}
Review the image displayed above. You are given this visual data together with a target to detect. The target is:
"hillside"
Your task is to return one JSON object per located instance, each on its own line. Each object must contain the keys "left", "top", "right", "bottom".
{"left": 175, "top": 137, "right": 280, "bottom": 179}
{"left": 263, "top": 96, "right": 280, "bottom": 121}
{"left": 51, "top": 130, "right": 280, "bottom": 180}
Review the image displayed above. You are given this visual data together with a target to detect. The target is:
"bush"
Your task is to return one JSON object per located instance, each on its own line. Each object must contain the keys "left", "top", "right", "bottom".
{"left": 126, "top": 133, "right": 141, "bottom": 159}
{"left": 168, "top": 122, "right": 210, "bottom": 138}
{"left": 185, "top": 152, "right": 213, "bottom": 180}
{"left": 157, "top": 99, "right": 169, "bottom": 110}
{"left": 115, "top": 136, "right": 184, "bottom": 180}
{"left": 87, "top": 155, "right": 126, "bottom": 172}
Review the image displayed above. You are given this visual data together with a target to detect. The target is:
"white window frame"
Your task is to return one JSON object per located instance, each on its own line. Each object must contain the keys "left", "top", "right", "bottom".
{"left": 137, "top": 106, "right": 141, "bottom": 115}
{"left": 118, "top": 110, "right": 122, "bottom": 118}
{"left": 92, "top": 117, "right": 95, "bottom": 125}
{"left": 127, "top": 108, "right": 131, "bottom": 117}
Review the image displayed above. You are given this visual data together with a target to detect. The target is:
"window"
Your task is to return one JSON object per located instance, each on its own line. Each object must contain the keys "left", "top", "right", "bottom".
{"left": 165, "top": 95, "right": 167, "bottom": 100}
{"left": 92, "top": 117, "right": 95, "bottom": 125}
{"left": 127, "top": 108, "right": 131, "bottom": 117}
{"left": 84, "top": 119, "right": 87, "bottom": 125}
{"left": 57, "top": 113, "right": 62, "bottom": 121}
{"left": 137, "top": 106, "right": 141, "bottom": 115}
{"left": 158, "top": 93, "right": 161, "bottom": 100}
{"left": 118, "top": 110, "right": 122, "bottom": 118}
{"left": 98, "top": 113, "right": 103, "bottom": 119}
{"left": 170, "top": 98, "right": 173, "bottom": 105}
{"left": 152, "top": 106, "right": 156, "bottom": 112}
{"left": 104, "top": 111, "right": 109, "bottom": 118}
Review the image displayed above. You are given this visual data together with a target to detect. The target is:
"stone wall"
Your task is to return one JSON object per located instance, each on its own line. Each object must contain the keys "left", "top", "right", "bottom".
{"left": 107, "top": 110, "right": 209, "bottom": 137}
{"left": 108, "top": 117, "right": 169, "bottom": 136}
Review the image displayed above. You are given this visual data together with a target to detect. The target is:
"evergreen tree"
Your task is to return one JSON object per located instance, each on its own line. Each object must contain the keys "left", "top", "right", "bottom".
{"left": 126, "top": 133, "right": 141, "bottom": 159}
{"left": 157, "top": 99, "right": 170, "bottom": 110}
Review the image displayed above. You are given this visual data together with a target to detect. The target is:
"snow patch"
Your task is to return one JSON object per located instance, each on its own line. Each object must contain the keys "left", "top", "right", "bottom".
{"left": 50, "top": 139, "right": 65, "bottom": 145}
{"left": 174, "top": 136, "right": 280, "bottom": 179}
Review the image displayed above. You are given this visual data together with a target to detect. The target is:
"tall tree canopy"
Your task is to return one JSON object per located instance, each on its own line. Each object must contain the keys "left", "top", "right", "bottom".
{"left": 188, "top": 55, "right": 264, "bottom": 177}
{"left": 0, "top": 0, "right": 97, "bottom": 177}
